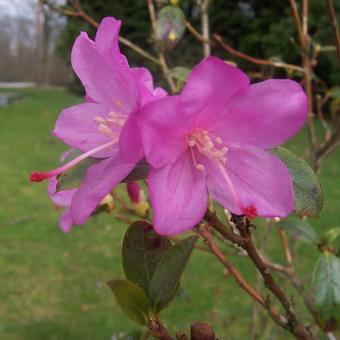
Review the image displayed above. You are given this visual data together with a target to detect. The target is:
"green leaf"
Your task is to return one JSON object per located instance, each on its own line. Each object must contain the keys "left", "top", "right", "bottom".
{"left": 122, "top": 221, "right": 172, "bottom": 295}
{"left": 155, "top": 5, "right": 186, "bottom": 50}
{"left": 277, "top": 217, "right": 317, "bottom": 244}
{"left": 313, "top": 253, "right": 340, "bottom": 319}
{"left": 149, "top": 235, "right": 197, "bottom": 311}
{"left": 56, "top": 150, "right": 98, "bottom": 191}
{"left": 272, "top": 147, "right": 323, "bottom": 218}
{"left": 169, "top": 66, "right": 190, "bottom": 82}
{"left": 107, "top": 279, "right": 151, "bottom": 326}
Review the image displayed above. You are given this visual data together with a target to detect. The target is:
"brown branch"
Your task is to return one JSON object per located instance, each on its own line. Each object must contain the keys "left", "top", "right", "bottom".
{"left": 314, "top": 118, "right": 340, "bottom": 172}
{"left": 289, "top": 0, "right": 317, "bottom": 149}
{"left": 196, "top": 224, "right": 288, "bottom": 329}
{"left": 213, "top": 33, "right": 304, "bottom": 73}
{"left": 148, "top": 317, "right": 174, "bottom": 340}
{"left": 278, "top": 228, "right": 294, "bottom": 267}
{"left": 230, "top": 215, "right": 313, "bottom": 340}
{"left": 205, "top": 211, "right": 313, "bottom": 339}
{"left": 186, "top": 21, "right": 209, "bottom": 44}
{"left": 44, "top": 0, "right": 160, "bottom": 65}
{"left": 204, "top": 210, "right": 246, "bottom": 247}
{"left": 198, "top": 0, "right": 213, "bottom": 57}
{"left": 325, "top": 0, "right": 340, "bottom": 60}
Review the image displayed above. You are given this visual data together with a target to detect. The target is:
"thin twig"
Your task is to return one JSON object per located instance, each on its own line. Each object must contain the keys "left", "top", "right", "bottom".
{"left": 213, "top": 33, "right": 304, "bottom": 73}
{"left": 278, "top": 228, "right": 294, "bottom": 267}
{"left": 186, "top": 21, "right": 209, "bottom": 44}
{"left": 230, "top": 215, "right": 313, "bottom": 340}
{"left": 196, "top": 224, "right": 288, "bottom": 329}
{"left": 289, "top": 0, "right": 317, "bottom": 149}
{"left": 325, "top": 0, "right": 340, "bottom": 60}
{"left": 198, "top": 0, "right": 213, "bottom": 57}
{"left": 205, "top": 211, "right": 313, "bottom": 339}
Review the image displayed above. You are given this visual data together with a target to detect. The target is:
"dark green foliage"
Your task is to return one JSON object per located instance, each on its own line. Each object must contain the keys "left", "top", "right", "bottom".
{"left": 58, "top": 0, "right": 340, "bottom": 94}
{"left": 148, "top": 236, "right": 197, "bottom": 312}
{"left": 107, "top": 279, "right": 151, "bottom": 326}
{"left": 122, "top": 221, "right": 172, "bottom": 295}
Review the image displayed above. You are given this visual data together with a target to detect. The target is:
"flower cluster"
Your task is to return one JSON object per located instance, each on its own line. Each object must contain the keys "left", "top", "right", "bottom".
{"left": 30, "top": 17, "right": 308, "bottom": 235}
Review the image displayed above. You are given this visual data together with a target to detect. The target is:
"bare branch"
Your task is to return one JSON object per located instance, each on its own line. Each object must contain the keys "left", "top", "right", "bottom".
{"left": 325, "top": 0, "right": 340, "bottom": 60}
{"left": 213, "top": 34, "right": 305, "bottom": 73}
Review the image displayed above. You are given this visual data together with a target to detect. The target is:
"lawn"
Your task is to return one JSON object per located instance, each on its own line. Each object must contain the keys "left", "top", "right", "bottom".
{"left": 0, "top": 88, "right": 339, "bottom": 339}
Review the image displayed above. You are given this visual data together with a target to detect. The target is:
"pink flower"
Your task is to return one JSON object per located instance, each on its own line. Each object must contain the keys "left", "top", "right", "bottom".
{"left": 30, "top": 17, "right": 166, "bottom": 225}
{"left": 137, "top": 57, "right": 308, "bottom": 235}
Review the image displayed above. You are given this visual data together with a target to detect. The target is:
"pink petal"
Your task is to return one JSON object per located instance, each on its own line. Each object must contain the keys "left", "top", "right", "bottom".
{"left": 71, "top": 32, "right": 139, "bottom": 112}
{"left": 95, "top": 17, "right": 130, "bottom": 71}
{"left": 119, "top": 115, "right": 143, "bottom": 164}
{"left": 136, "top": 96, "right": 191, "bottom": 168}
{"left": 70, "top": 153, "right": 135, "bottom": 224}
{"left": 53, "top": 103, "right": 118, "bottom": 158}
{"left": 180, "top": 56, "right": 249, "bottom": 124}
{"left": 60, "top": 210, "right": 74, "bottom": 233}
{"left": 95, "top": 17, "right": 121, "bottom": 56}
{"left": 131, "top": 67, "right": 167, "bottom": 106}
{"left": 48, "top": 177, "right": 76, "bottom": 207}
{"left": 212, "top": 79, "right": 308, "bottom": 148}
{"left": 149, "top": 151, "right": 208, "bottom": 235}
{"left": 205, "top": 145, "right": 294, "bottom": 217}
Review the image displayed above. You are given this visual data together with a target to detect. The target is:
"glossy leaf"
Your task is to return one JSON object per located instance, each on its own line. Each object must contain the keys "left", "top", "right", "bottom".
{"left": 313, "top": 253, "right": 340, "bottom": 319}
{"left": 277, "top": 217, "right": 317, "bottom": 244}
{"left": 155, "top": 5, "right": 186, "bottom": 50}
{"left": 272, "top": 147, "right": 323, "bottom": 218}
{"left": 122, "top": 221, "right": 172, "bottom": 294}
{"left": 107, "top": 279, "right": 151, "bottom": 326}
{"left": 149, "top": 235, "right": 197, "bottom": 311}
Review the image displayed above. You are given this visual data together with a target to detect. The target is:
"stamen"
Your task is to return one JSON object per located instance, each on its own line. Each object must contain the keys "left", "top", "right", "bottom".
{"left": 94, "top": 116, "right": 106, "bottom": 123}
{"left": 189, "top": 147, "right": 205, "bottom": 171}
{"left": 99, "top": 124, "right": 115, "bottom": 138}
{"left": 29, "top": 139, "right": 117, "bottom": 182}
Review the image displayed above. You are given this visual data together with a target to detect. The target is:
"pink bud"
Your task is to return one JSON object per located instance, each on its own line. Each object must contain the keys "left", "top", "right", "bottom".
{"left": 127, "top": 182, "right": 140, "bottom": 203}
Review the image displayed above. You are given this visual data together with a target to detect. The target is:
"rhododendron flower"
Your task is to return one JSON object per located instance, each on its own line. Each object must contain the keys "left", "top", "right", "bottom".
{"left": 137, "top": 57, "right": 308, "bottom": 235}
{"left": 30, "top": 17, "right": 166, "bottom": 225}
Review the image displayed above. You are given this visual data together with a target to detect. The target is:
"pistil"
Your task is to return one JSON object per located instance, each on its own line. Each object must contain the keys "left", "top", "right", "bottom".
{"left": 30, "top": 139, "right": 117, "bottom": 182}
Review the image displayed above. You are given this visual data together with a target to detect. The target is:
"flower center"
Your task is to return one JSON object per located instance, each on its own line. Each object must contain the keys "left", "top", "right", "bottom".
{"left": 186, "top": 129, "right": 228, "bottom": 170}
{"left": 94, "top": 111, "right": 127, "bottom": 139}
{"left": 186, "top": 129, "right": 257, "bottom": 219}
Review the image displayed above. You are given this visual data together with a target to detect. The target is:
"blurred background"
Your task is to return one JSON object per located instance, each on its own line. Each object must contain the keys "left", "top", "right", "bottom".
{"left": 0, "top": 0, "right": 339, "bottom": 339}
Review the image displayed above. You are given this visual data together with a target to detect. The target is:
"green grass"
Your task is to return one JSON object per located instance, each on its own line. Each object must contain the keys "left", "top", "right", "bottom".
{"left": 0, "top": 88, "right": 339, "bottom": 339}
